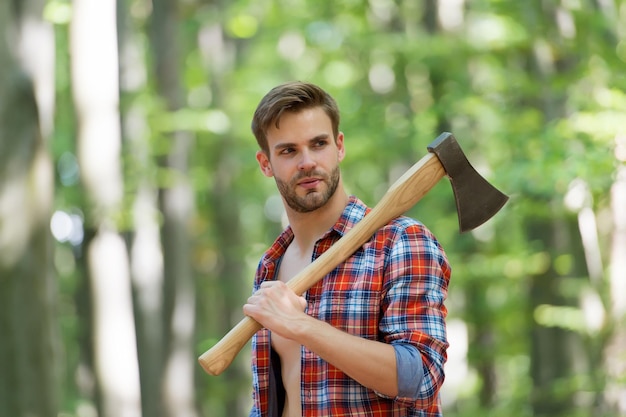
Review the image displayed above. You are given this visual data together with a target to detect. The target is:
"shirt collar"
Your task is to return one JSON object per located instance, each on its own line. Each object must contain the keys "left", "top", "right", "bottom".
{"left": 265, "top": 195, "right": 370, "bottom": 262}
{"left": 327, "top": 195, "right": 369, "bottom": 238}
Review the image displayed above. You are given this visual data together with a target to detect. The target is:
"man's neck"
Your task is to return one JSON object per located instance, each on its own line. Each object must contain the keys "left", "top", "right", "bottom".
{"left": 285, "top": 187, "right": 349, "bottom": 257}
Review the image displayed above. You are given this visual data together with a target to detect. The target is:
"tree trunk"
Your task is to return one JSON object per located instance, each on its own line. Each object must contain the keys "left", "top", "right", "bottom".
{"left": 0, "top": 0, "right": 57, "bottom": 416}
{"left": 521, "top": 2, "right": 585, "bottom": 414}
{"left": 212, "top": 139, "right": 250, "bottom": 416}
{"left": 116, "top": 1, "right": 168, "bottom": 416}
{"left": 70, "top": 1, "right": 142, "bottom": 416}
{"left": 605, "top": 157, "right": 626, "bottom": 414}
{"left": 149, "top": 1, "right": 198, "bottom": 416}
{"left": 526, "top": 213, "right": 572, "bottom": 417}
{"left": 194, "top": 18, "right": 252, "bottom": 414}
{"left": 0, "top": 0, "right": 57, "bottom": 415}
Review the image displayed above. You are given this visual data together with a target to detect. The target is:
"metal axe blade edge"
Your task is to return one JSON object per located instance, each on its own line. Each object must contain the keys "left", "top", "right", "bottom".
{"left": 427, "top": 132, "right": 509, "bottom": 233}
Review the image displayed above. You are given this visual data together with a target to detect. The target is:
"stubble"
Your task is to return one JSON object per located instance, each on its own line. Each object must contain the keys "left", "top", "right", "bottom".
{"left": 275, "top": 166, "right": 341, "bottom": 213}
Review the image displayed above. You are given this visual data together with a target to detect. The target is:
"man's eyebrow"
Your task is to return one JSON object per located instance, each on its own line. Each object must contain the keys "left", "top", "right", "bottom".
{"left": 309, "top": 133, "right": 330, "bottom": 143}
{"left": 272, "top": 141, "right": 296, "bottom": 152}
{"left": 272, "top": 134, "right": 331, "bottom": 151}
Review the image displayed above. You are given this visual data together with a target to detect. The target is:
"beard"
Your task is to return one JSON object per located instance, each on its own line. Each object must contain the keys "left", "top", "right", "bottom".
{"left": 275, "top": 165, "right": 341, "bottom": 213}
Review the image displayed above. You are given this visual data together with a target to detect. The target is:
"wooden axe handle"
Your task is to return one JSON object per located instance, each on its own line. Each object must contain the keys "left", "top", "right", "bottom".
{"left": 198, "top": 152, "right": 445, "bottom": 376}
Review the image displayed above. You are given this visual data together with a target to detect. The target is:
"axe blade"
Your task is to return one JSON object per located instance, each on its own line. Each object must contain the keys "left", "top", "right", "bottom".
{"left": 427, "top": 132, "right": 509, "bottom": 233}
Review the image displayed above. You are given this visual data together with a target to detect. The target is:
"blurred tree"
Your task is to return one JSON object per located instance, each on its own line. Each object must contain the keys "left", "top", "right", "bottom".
{"left": 0, "top": 0, "right": 57, "bottom": 416}
{"left": 117, "top": 1, "right": 168, "bottom": 417}
{"left": 149, "top": 0, "right": 198, "bottom": 415}
{"left": 516, "top": 2, "right": 583, "bottom": 415}
{"left": 606, "top": 148, "right": 626, "bottom": 414}
{"left": 70, "top": 0, "right": 141, "bottom": 416}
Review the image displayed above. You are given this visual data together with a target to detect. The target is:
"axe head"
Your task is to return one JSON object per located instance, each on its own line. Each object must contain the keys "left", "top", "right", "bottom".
{"left": 427, "top": 132, "right": 509, "bottom": 233}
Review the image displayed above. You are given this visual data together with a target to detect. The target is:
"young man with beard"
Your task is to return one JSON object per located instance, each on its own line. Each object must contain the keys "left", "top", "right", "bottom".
{"left": 244, "top": 81, "right": 451, "bottom": 417}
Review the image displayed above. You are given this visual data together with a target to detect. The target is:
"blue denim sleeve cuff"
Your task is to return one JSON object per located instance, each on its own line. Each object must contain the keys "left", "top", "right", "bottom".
{"left": 393, "top": 342, "right": 424, "bottom": 399}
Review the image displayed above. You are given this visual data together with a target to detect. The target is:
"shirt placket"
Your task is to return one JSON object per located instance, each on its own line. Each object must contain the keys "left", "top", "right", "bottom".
{"left": 300, "top": 237, "right": 330, "bottom": 416}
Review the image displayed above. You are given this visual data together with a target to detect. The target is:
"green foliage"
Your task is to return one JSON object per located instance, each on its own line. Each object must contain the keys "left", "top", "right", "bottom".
{"left": 42, "top": 0, "right": 626, "bottom": 415}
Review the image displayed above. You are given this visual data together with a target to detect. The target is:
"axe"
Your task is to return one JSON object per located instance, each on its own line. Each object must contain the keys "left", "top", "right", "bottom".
{"left": 198, "top": 132, "right": 508, "bottom": 376}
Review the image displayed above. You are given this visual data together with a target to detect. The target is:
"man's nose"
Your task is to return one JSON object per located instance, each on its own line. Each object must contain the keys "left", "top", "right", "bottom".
{"left": 298, "top": 150, "right": 316, "bottom": 171}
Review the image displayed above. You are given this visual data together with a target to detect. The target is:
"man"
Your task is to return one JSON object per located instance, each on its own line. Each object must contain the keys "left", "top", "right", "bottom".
{"left": 244, "top": 81, "right": 451, "bottom": 417}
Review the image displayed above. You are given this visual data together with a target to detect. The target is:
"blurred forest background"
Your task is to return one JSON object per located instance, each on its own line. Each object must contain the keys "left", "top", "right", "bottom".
{"left": 1, "top": 0, "right": 625, "bottom": 416}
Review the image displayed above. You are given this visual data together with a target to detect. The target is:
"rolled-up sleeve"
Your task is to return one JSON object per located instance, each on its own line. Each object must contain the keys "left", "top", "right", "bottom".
{"left": 380, "top": 222, "right": 451, "bottom": 409}
{"left": 393, "top": 342, "right": 425, "bottom": 399}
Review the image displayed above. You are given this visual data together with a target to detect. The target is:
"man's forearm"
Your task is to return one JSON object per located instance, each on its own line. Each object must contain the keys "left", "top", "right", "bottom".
{"left": 292, "top": 315, "right": 399, "bottom": 397}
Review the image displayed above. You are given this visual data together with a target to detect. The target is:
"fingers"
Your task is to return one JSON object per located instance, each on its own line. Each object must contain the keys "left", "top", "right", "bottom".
{"left": 258, "top": 280, "right": 286, "bottom": 290}
{"left": 243, "top": 280, "right": 311, "bottom": 339}
{"left": 244, "top": 280, "right": 307, "bottom": 317}
{"left": 253, "top": 280, "right": 293, "bottom": 301}
{"left": 246, "top": 281, "right": 284, "bottom": 306}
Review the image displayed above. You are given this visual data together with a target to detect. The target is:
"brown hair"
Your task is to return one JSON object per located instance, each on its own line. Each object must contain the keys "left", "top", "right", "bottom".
{"left": 251, "top": 81, "right": 340, "bottom": 153}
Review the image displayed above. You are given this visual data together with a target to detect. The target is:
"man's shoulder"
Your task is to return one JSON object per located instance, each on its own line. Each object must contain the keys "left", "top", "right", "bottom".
{"left": 343, "top": 196, "right": 435, "bottom": 240}
{"left": 380, "top": 215, "right": 429, "bottom": 238}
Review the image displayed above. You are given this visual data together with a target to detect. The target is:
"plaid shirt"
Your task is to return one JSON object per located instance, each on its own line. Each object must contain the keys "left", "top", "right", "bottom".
{"left": 250, "top": 196, "right": 450, "bottom": 417}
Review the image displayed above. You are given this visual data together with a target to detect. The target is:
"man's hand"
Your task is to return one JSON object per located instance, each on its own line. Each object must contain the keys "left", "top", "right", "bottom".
{"left": 245, "top": 280, "right": 400, "bottom": 397}
{"left": 243, "top": 281, "right": 308, "bottom": 339}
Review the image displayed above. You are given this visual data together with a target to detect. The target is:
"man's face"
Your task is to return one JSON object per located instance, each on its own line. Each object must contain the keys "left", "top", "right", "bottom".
{"left": 256, "top": 107, "right": 345, "bottom": 213}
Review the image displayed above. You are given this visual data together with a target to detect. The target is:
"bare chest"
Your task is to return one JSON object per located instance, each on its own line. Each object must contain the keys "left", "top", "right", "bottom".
{"left": 276, "top": 249, "right": 311, "bottom": 283}
{"left": 272, "top": 246, "right": 312, "bottom": 416}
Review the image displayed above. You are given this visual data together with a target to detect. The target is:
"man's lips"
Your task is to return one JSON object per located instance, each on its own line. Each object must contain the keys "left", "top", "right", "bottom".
{"left": 297, "top": 178, "right": 322, "bottom": 189}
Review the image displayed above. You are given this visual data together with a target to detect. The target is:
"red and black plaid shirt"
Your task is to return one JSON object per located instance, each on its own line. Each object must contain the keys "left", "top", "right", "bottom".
{"left": 250, "top": 196, "right": 450, "bottom": 417}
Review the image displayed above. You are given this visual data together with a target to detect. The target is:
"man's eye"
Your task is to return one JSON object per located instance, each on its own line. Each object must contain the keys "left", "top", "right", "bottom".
{"left": 315, "top": 140, "right": 328, "bottom": 147}
{"left": 280, "top": 148, "right": 294, "bottom": 155}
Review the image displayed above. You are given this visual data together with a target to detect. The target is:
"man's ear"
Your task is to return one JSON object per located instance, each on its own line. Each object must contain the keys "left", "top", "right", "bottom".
{"left": 336, "top": 132, "right": 346, "bottom": 162}
{"left": 256, "top": 150, "right": 273, "bottom": 177}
